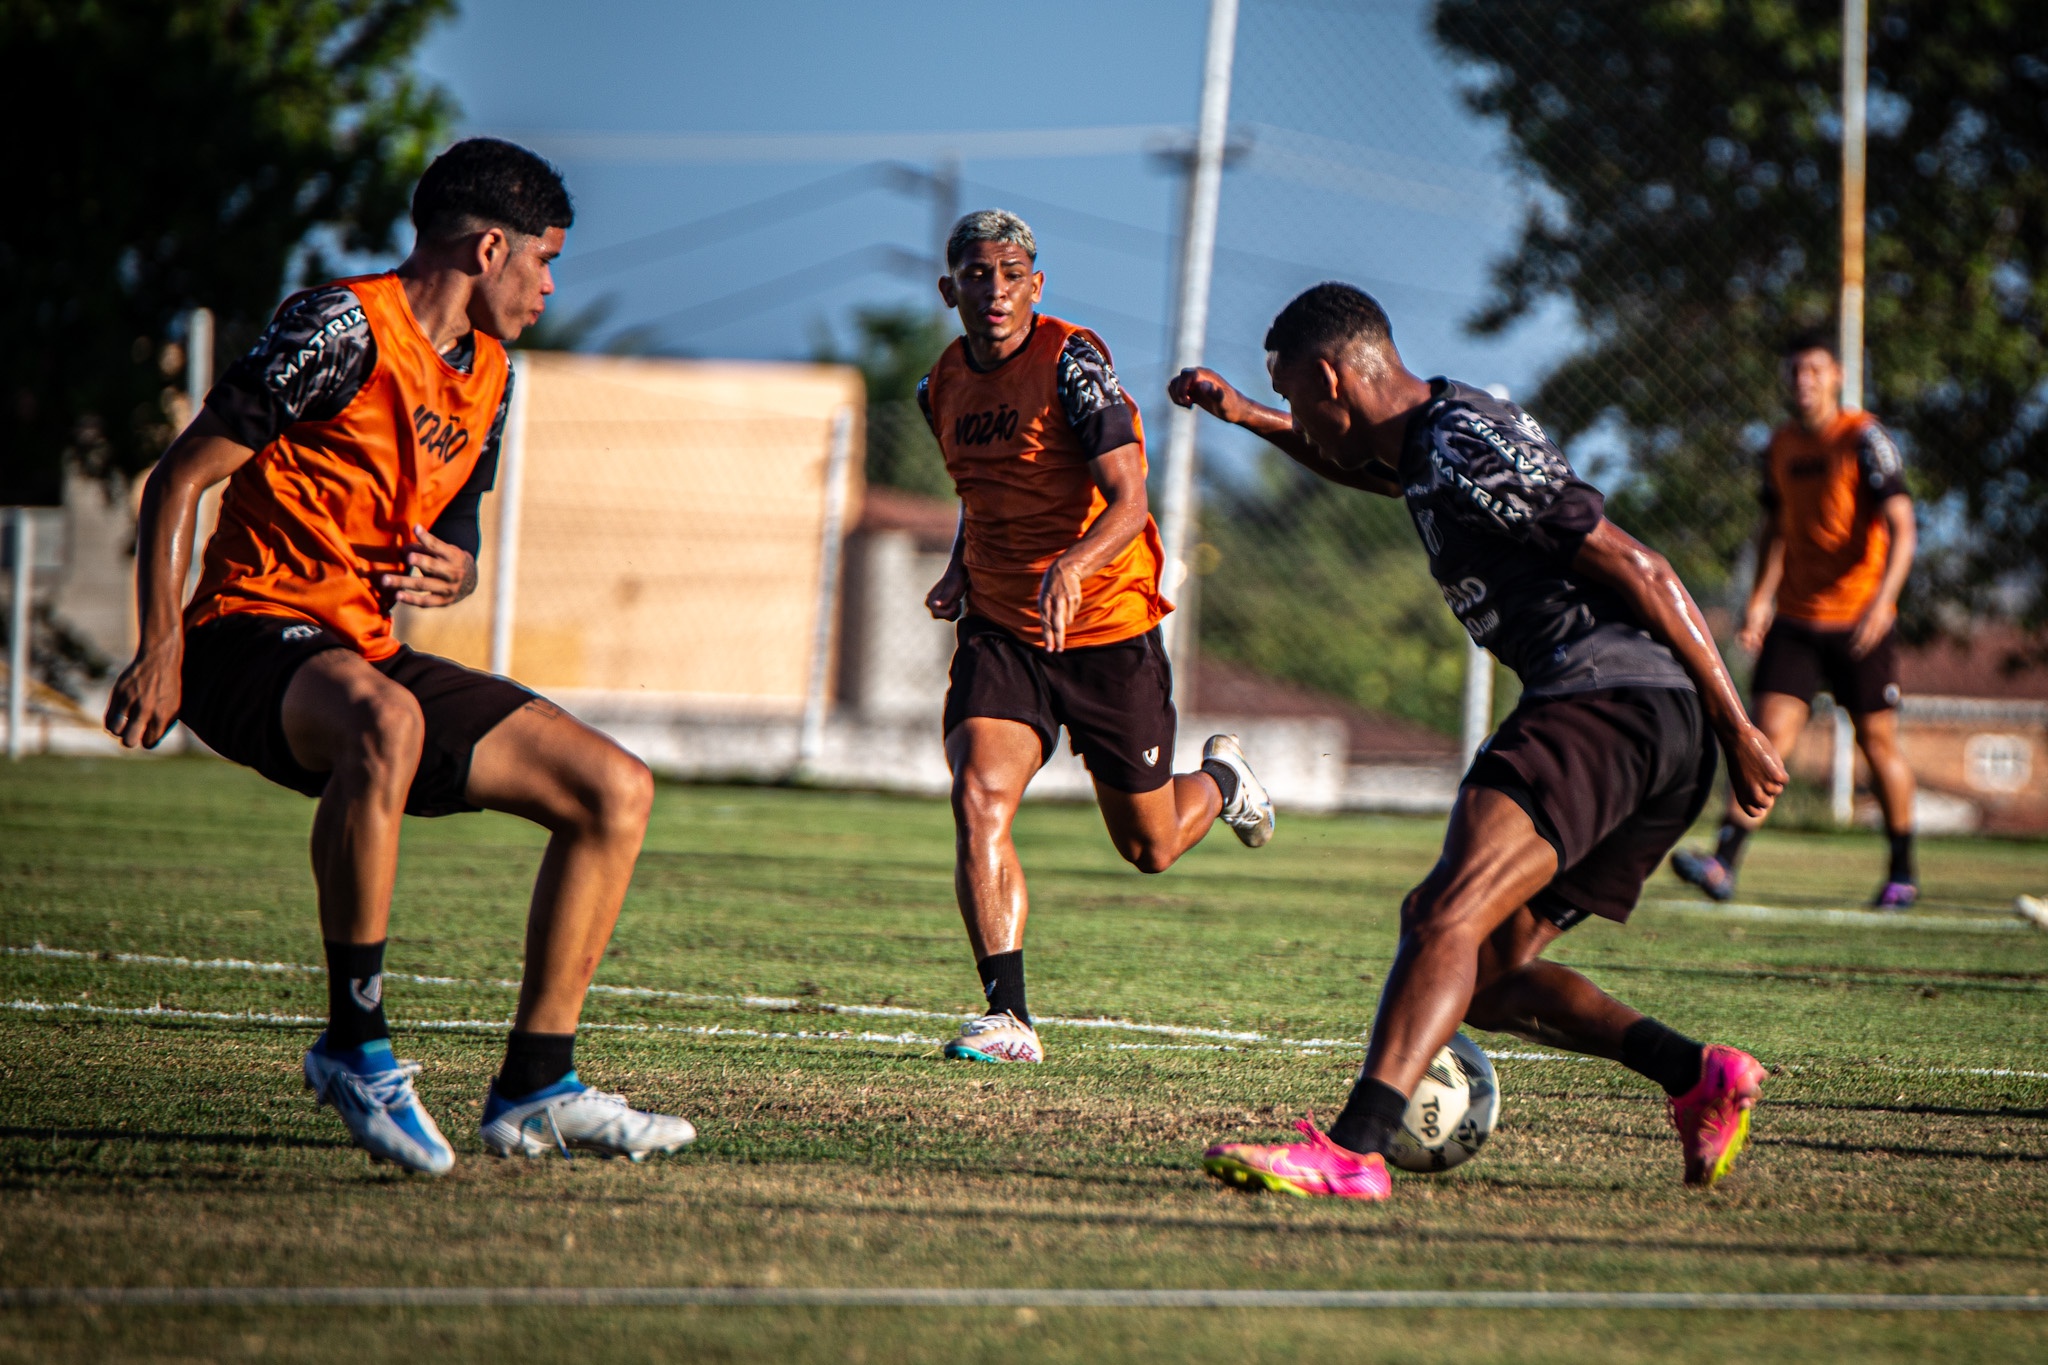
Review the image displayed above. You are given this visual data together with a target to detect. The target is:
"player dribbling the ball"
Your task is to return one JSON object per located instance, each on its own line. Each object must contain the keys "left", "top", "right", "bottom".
{"left": 1173, "top": 285, "right": 1786, "bottom": 1198}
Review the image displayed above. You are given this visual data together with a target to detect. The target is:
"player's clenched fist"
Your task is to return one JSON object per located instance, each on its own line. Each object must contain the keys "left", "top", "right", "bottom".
{"left": 925, "top": 560, "right": 967, "bottom": 621}
{"left": 1168, "top": 366, "right": 1250, "bottom": 423}
{"left": 104, "top": 649, "right": 182, "bottom": 750}
{"left": 1724, "top": 720, "right": 1788, "bottom": 819}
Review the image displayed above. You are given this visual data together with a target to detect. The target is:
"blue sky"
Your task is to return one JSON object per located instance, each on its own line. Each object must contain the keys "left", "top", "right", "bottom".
{"left": 414, "top": 0, "right": 1577, "bottom": 441}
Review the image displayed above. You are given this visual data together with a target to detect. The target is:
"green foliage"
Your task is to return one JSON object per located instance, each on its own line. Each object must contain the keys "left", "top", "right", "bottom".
{"left": 1432, "top": 1, "right": 2048, "bottom": 635}
{"left": 816, "top": 305, "right": 957, "bottom": 498}
{"left": 1201, "top": 457, "right": 1476, "bottom": 735}
{"left": 0, "top": 0, "right": 455, "bottom": 503}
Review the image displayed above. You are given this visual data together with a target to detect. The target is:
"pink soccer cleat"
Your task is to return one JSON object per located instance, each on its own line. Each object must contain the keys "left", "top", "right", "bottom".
{"left": 1668, "top": 1044, "right": 1766, "bottom": 1188}
{"left": 1203, "top": 1119, "right": 1392, "bottom": 1201}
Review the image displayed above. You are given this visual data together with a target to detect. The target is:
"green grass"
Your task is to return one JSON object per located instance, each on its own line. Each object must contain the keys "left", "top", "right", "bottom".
{"left": 3, "top": 754, "right": 2046, "bottom": 1363}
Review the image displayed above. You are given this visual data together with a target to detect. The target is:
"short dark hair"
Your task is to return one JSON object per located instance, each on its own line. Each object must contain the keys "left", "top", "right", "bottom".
{"left": 1782, "top": 327, "right": 1838, "bottom": 360}
{"left": 1264, "top": 282, "right": 1394, "bottom": 365}
{"left": 412, "top": 138, "right": 574, "bottom": 242}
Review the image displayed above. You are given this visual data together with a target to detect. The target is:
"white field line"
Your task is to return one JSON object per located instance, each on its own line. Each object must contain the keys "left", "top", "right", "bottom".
{"left": 1642, "top": 899, "right": 2026, "bottom": 933}
{"left": 0, "top": 1286, "right": 2042, "bottom": 1312}
{"left": 0, "top": 999, "right": 940, "bottom": 1048}
{"left": 14, "top": 943, "right": 2046, "bottom": 1079}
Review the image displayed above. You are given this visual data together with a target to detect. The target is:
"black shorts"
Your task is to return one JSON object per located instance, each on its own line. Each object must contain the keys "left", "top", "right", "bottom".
{"left": 1752, "top": 617, "right": 1901, "bottom": 714}
{"left": 942, "top": 614, "right": 1176, "bottom": 794}
{"left": 1464, "top": 686, "right": 1715, "bottom": 928}
{"left": 179, "top": 613, "right": 534, "bottom": 818}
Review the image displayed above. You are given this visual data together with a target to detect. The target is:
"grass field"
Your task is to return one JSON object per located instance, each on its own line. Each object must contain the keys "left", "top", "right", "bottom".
{"left": 3, "top": 753, "right": 2046, "bottom": 1362}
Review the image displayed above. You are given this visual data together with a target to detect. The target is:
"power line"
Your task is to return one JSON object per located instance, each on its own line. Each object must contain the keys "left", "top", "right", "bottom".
{"left": 651, "top": 244, "right": 932, "bottom": 341}
{"left": 564, "top": 165, "right": 892, "bottom": 282}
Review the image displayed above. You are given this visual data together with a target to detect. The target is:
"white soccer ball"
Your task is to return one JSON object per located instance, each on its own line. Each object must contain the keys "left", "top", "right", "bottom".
{"left": 1386, "top": 1031, "right": 1499, "bottom": 1173}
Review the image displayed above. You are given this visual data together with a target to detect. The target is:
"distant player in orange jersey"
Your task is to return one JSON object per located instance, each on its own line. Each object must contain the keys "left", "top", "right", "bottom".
{"left": 1672, "top": 330, "right": 1920, "bottom": 909}
{"left": 917, "top": 210, "right": 1274, "bottom": 1063}
{"left": 104, "top": 140, "right": 695, "bottom": 1173}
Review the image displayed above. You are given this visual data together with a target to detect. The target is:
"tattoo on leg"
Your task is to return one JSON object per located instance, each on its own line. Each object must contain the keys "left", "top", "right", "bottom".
{"left": 522, "top": 697, "right": 564, "bottom": 720}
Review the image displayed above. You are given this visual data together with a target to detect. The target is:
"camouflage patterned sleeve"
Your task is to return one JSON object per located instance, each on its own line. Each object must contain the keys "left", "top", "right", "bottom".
{"left": 203, "top": 285, "right": 375, "bottom": 449}
{"left": 1055, "top": 334, "right": 1139, "bottom": 458}
{"left": 1856, "top": 420, "right": 1908, "bottom": 502}
{"left": 1425, "top": 405, "right": 1605, "bottom": 563}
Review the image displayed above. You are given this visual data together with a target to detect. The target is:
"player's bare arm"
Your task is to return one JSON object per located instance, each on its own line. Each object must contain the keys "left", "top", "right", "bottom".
{"left": 1849, "top": 492, "right": 1915, "bottom": 659}
{"left": 1169, "top": 365, "right": 1401, "bottom": 496}
{"left": 1573, "top": 518, "right": 1787, "bottom": 816}
{"left": 1736, "top": 517, "right": 1785, "bottom": 654}
{"left": 926, "top": 511, "right": 968, "bottom": 621}
{"left": 1038, "top": 442, "right": 1147, "bottom": 653}
{"left": 104, "top": 409, "right": 257, "bottom": 749}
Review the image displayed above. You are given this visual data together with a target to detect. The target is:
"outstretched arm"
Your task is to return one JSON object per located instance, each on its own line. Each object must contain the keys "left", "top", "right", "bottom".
{"left": 1573, "top": 518, "right": 1786, "bottom": 817}
{"left": 104, "top": 410, "right": 257, "bottom": 748}
{"left": 1168, "top": 366, "right": 1400, "bottom": 497}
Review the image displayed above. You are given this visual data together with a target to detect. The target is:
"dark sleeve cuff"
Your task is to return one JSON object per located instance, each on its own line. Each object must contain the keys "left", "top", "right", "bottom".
{"left": 1072, "top": 397, "right": 1138, "bottom": 459}
{"left": 202, "top": 389, "right": 286, "bottom": 452}
{"left": 429, "top": 510, "right": 481, "bottom": 558}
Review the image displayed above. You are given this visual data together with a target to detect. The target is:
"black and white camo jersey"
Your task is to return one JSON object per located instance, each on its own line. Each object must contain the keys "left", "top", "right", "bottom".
{"left": 1758, "top": 418, "right": 1908, "bottom": 512}
{"left": 1399, "top": 379, "right": 1693, "bottom": 698}
{"left": 915, "top": 321, "right": 1139, "bottom": 457}
{"left": 203, "top": 283, "right": 509, "bottom": 556}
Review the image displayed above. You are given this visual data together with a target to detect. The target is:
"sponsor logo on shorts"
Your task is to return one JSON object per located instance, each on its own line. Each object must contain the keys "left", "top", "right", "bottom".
{"left": 1142, "top": 746, "right": 1159, "bottom": 767}
{"left": 280, "top": 624, "right": 321, "bottom": 642}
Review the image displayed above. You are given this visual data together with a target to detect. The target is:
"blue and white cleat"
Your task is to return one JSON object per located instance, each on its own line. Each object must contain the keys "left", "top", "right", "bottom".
{"left": 479, "top": 1074, "right": 697, "bottom": 1162}
{"left": 303, "top": 1035, "right": 455, "bottom": 1176}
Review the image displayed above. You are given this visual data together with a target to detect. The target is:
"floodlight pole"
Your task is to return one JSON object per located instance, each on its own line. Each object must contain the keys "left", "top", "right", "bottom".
{"left": 1156, "top": 0, "right": 1240, "bottom": 665}
{"left": 1839, "top": 0, "right": 1867, "bottom": 411}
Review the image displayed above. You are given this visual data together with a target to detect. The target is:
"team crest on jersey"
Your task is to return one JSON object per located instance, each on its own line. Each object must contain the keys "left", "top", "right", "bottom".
{"left": 412, "top": 404, "right": 473, "bottom": 464}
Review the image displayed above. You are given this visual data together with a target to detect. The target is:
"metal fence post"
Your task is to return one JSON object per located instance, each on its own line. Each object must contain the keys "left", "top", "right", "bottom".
{"left": 7, "top": 507, "right": 30, "bottom": 760}
{"left": 1832, "top": 703, "right": 1856, "bottom": 826}
{"left": 489, "top": 353, "right": 530, "bottom": 678}
{"left": 798, "top": 407, "right": 857, "bottom": 773}
{"left": 1156, "top": 0, "right": 1241, "bottom": 665}
{"left": 1461, "top": 637, "right": 1492, "bottom": 769}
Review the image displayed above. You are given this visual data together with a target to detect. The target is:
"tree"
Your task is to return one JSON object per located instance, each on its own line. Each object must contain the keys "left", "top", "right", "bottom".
{"left": 1, "top": 0, "right": 454, "bottom": 505}
{"left": 1433, "top": 0, "right": 2048, "bottom": 638}
{"left": 814, "top": 305, "right": 957, "bottom": 499}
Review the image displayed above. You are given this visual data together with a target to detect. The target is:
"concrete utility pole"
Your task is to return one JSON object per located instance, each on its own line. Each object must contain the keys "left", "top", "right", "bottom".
{"left": 183, "top": 308, "right": 217, "bottom": 604}
{"left": 1839, "top": 0, "right": 1868, "bottom": 411}
{"left": 1156, "top": 0, "right": 1240, "bottom": 662}
{"left": 7, "top": 506, "right": 29, "bottom": 760}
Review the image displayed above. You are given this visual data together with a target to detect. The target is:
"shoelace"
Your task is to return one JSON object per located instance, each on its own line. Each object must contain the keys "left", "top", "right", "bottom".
{"left": 528, "top": 1087, "right": 632, "bottom": 1161}
{"left": 343, "top": 1059, "right": 424, "bottom": 1111}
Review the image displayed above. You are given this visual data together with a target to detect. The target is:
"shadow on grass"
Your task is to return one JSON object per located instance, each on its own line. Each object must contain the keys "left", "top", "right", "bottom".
{"left": 0, "top": 1126, "right": 348, "bottom": 1151}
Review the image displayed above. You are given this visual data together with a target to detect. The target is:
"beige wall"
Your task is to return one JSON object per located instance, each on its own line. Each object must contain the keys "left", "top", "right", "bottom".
{"left": 398, "top": 352, "right": 863, "bottom": 708}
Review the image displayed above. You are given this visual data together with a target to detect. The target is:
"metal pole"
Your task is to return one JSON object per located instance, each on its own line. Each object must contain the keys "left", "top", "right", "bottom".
{"left": 7, "top": 507, "right": 31, "bottom": 760}
{"left": 931, "top": 156, "right": 960, "bottom": 276}
{"left": 488, "top": 354, "right": 530, "bottom": 678}
{"left": 1839, "top": 0, "right": 1867, "bottom": 411}
{"left": 1832, "top": 703, "right": 1856, "bottom": 826}
{"left": 183, "top": 308, "right": 216, "bottom": 603}
{"left": 1156, "top": 0, "right": 1240, "bottom": 660}
{"left": 1461, "top": 637, "right": 1493, "bottom": 768}
{"left": 798, "top": 407, "right": 857, "bottom": 773}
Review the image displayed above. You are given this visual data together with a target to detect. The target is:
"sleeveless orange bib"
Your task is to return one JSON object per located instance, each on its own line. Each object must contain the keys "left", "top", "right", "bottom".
{"left": 187, "top": 272, "right": 509, "bottom": 661}
{"left": 924, "top": 314, "right": 1169, "bottom": 648}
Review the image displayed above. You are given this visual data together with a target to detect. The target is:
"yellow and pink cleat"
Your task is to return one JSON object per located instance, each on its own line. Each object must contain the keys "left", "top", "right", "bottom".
{"left": 1203, "top": 1119, "right": 1392, "bottom": 1200}
{"left": 1670, "top": 1044, "right": 1766, "bottom": 1187}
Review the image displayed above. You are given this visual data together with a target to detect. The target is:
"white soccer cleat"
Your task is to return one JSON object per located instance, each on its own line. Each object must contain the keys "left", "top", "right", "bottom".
{"left": 942, "top": 1011, "right": 1043, "bottom": 1063}
{"left": 1204, "top": 733, "right": 1275, "bottom": 848}
{"left": 2016, "top": 895, "right": 2048, "bottom": 930}
{"left": 303, "top": 1037, "right": 455, "bottom": 1176}
{"left": 480, "top": 1075, "right": 697, "bottom": 1162}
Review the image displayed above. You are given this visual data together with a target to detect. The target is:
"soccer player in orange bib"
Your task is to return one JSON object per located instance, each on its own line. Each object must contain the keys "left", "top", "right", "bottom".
{"left": 1672, "top": 331, "right": 1920, "bottom": 909}
{"left": 918, "top": 211, "right": 1275, "bottom": 1063}
{"left": 104, "top": 140, "right": 695, "bottom": 1174}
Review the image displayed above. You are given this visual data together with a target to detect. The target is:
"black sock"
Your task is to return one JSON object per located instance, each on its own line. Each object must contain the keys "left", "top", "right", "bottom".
{"left": 1621, "top": 1018, "right": 1704, "bottom": 1097}
{"left": 976, "top": 950, "right": 1029, "bottom": 1025}
{"left": 1326, "top": 1077, "right": 1408, "bottom": 1157}
{"left": 1200, "top": 758, "right": 1240, "bottom": 808}
{"left": 1887, "top": 831, "right": 1915, "bottom": 885}
{"left": 1713, "top": 822, "right": 1750, "bottom": 872}
{"left": 323, "top": 940, "right": 390, "bottom": 1052}
{"left": 497, "top": 1030, "right": 576, "bottom": 1099}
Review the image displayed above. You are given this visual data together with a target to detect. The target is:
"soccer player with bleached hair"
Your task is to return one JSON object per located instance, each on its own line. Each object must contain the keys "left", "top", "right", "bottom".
{"left": 105, "top": 139, "right": 695, "bottom": 1175}
{"left": 1171, "top": 283, "right": 1787, "bottom": 1198}
{"left": 918, "top": 209, "right": 1275, "bottom": 1064}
